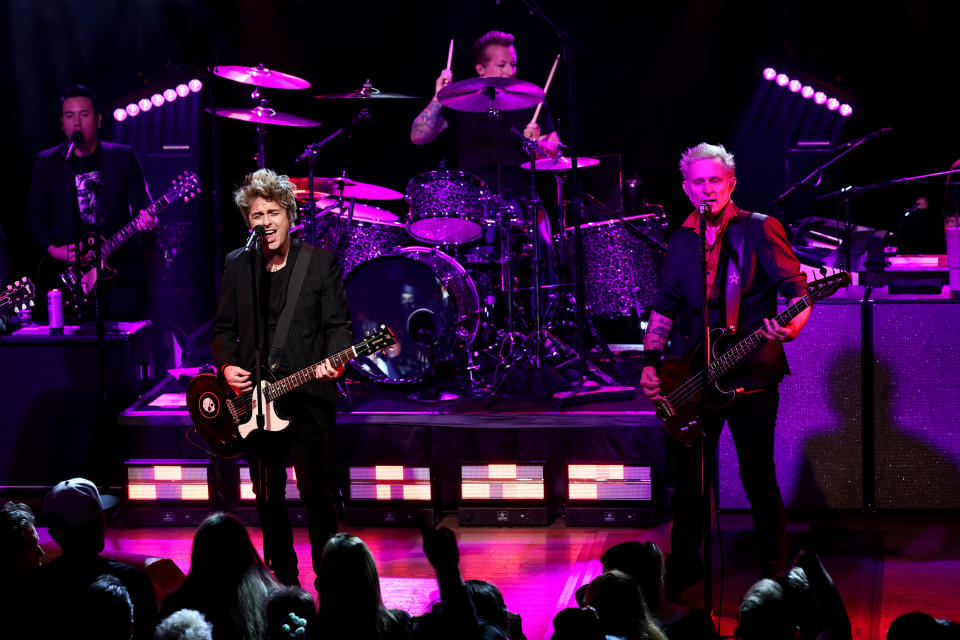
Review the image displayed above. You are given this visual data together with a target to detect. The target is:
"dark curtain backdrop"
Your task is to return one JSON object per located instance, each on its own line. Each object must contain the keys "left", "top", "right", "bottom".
{"left": 4, "top": 0, "right": 958, "bottom": 286}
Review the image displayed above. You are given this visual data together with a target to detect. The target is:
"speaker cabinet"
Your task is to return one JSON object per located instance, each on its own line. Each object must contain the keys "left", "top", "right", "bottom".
{"left": 719, "top": 299, "right": 863, "bottom": 509}
{"left": 872, "top": 300, "right": 960, "bottom": 509}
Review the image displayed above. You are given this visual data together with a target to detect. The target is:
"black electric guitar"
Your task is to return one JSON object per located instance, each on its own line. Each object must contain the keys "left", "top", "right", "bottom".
{"left": 53, "top": 171, "right": 201, "bottom": 313}
{"left": 655, "top": 272, "right": 851, "bottom": 443}
{"left": 186, "top": 326, "right": 397, "bottom": 457}
{"left": 0, "top": 277, "right": 37, "bottom": 317}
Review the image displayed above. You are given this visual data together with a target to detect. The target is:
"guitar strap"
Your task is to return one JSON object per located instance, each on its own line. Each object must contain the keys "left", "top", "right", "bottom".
{"left": 268, "top": 242, "right": 313, "bottom": 374}
{"left": 724, "top": 214, "right": 749, "bottom": 335}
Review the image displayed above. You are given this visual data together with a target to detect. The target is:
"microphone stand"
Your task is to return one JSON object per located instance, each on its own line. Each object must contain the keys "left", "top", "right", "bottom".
{"left": 518, "top": 0, "right": 589, "bottom": 383}
{"left": 769, "top": 128, "right": 892, "bottom": 271}
{"left": 697, "top": 204, "right": 714, "bottom": 616}
{"left": 247, "top": 232, "right": 269, "bottom": 560}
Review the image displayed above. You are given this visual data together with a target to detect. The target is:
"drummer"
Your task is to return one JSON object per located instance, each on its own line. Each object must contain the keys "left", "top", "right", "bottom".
{"left": 410, "top": 29, "right": 562, "bottom": 201}
{"left": 411, "top": 30, "right": 563, "bottom": 294}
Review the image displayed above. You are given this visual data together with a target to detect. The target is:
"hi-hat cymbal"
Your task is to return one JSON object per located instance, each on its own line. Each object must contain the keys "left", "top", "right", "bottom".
{"left": 213, "top": 65, "right": 310, "bottom": 90}
{"left": 520, "top": 156, "right": 601, "bottom": 171}
{"left": 290, "top": 176, "right": 403, "bottom": 200}
{"left": 207, "top": 107, "right": 321, "bottom": 127}
{"left": 314, "top": 85, "right": 419, "bottom": 100}
{"left": 437, "top": 77, "right": 545, "bottom": 112}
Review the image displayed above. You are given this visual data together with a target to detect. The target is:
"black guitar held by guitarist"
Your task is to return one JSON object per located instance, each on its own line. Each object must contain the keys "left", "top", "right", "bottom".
{"left": 187, "top": 326, "right": 396, "bottom": 457}
{"left": 37, "top": 171, "right": 200, "bottom": 315}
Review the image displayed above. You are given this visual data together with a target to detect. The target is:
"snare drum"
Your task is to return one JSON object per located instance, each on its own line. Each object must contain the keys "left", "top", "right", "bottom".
{"left": 406, "top": 170, "right": 489, "bottom": 245}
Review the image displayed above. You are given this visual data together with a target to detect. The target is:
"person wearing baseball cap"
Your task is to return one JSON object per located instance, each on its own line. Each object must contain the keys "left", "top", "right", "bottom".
{"left": 19, "top": 478, "right": 157, "bottom": 640}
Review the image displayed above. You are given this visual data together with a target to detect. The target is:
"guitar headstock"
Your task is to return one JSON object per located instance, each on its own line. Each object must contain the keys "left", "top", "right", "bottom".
{"left": 807, "top": 271, "right": 852, "bottom": 302}
{"left": 169, "top": 171, "right": 202, "bottom": 203}
{"left": 356, "top": 325, "right": 397, "bottom": 357}
{"left": 1, "top": 277, "right": 37, "bottom": 315}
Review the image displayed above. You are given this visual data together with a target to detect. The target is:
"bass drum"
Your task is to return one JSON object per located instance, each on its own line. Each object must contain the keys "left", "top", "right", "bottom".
{"left": 344, "top": 247, "right": 479, "bottom": 383}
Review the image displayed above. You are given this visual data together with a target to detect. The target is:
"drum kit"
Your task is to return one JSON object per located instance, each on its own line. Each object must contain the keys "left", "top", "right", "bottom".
{"left": 209, "top": 64, "right": 665, "bottom": 400}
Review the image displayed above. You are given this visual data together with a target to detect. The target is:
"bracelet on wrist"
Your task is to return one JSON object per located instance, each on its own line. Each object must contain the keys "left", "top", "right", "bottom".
{"left": 642, "top": 349, "right": 663, "bottom": 370}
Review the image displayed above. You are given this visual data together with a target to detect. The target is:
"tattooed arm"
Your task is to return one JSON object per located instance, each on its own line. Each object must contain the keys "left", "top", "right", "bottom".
{"left": 410, "top": 98, "right": 449, "bottom": 145}
{"left": 640, "top": 310, "right": 674, "bottom": 401}
{"left": 411, "top": 69, "right": 452, "bottom": 145}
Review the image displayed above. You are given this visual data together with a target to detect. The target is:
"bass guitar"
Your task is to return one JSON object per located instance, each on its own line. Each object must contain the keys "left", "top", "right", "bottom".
{"left": 655, "top": 272, "right": 851, "bottom": 443}
{"left": 55, "top": 171, "right": 201, "bottom": 313}
{"left": 186, "top": 326, "right": 396, "bottom": 457}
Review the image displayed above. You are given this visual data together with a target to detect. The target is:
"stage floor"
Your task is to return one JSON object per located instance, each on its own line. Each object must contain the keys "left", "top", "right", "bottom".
{"left": 49, "top": 511, "right": 960, "bottom": 640}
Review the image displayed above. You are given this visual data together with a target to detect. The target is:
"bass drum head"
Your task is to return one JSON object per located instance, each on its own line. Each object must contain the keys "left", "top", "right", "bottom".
{"left": 344, "top": 247, "right": 478, "bottom": 383}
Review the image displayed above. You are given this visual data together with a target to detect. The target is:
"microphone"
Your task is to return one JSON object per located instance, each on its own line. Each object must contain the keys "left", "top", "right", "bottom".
{"left": 698, "top": 203, "right": 711, "bottom": 216}
{"left": 835, "top": 127, "right": 892, "bottom": 150}
{"left": 65, "top": 130, "right": 83, "bottom": 159}
{"left": 903, "top": 197, "right": 928, "bottom": 218}
{"left": 245, "top": 224, "right": 266, "bottom": 251}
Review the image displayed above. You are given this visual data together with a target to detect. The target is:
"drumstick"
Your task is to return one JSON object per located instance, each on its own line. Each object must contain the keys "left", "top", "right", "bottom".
{"left": 529, "top": 53, "right": 560, "bottom": 126}
{"left": 446, "top": 39, "right": 454, "bottom": 70}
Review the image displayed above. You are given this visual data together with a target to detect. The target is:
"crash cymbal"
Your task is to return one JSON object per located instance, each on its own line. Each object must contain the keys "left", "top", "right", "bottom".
{"left": 437, "top": 77, "right": 545, "bottom": 112}
{"left": 208, "top": 107, "right": 321, "bottom": 127}
{"left": 213, "top": 64, "right": 310, "bottom": 90}
{"left": 520, "top": 156, "right": 601, "bottom": 171}
{"left": 290, "top": 176, "right": 403, "bottom": 200}
{"left": 311, "top": 197, "right": 401, "bottom": 223}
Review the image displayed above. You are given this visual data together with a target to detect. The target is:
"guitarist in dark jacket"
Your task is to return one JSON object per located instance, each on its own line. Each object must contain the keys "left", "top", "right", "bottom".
{"left": 25, "top": 85, "right": 155, "bottom": 319}
{"left": 212, "top": 168, "right": 352, "bottom": 589}
{"left": 640, "top": 143, "right": 810, "bottom": 599}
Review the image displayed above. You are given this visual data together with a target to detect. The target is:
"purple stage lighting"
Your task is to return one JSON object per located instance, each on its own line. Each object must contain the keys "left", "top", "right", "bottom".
{"left": 150, "top": 93, "right": 164, "bottom": 107}
{"left": 163, "top": 88, "right": 177, "bottom": 102}
{"left": 126, "top": 103, "right": 140, "bottom": 117}
{"left": 188, "top": 78, "right": 203, "bottom": 92}
{"left": 813, "top": 91, "right": 827, "bottom": 105}
{"left": 138, "top": 98, "right": 152, "bottom": 112}
{"left": 762, "top": 67, "right": 777, "bottom": 81}
{"left": 113, "top": 108, "right": 128, "bottom": 122}
{"left": 839, "top": 103, "right": 853, "bottom": 117}
{"left": 176, "top": 83, "right": 190, "bottom": 97}
{"left": 801, "top": 85, "right": 815, "bottom": 99}
{"left": 788, "top": 79, "right": 802, "bottom": 93}
{"left": 826, "top": 97, "right": 840, "bottom": 111}
{"left": 775, "top": 73, "right": 789, "bottom": 87}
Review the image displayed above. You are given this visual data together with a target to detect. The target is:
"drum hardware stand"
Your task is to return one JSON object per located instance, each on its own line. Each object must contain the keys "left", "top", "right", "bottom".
{"left": 295, "top": 106, "right": 373, "bottom": 246}
{"left": 406, "top": 307, "right": 458, "bottom": 403}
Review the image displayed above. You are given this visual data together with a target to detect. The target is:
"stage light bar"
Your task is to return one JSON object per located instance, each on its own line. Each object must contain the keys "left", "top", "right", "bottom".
{"left": 345, "top": 465, "right": 435, "bottom": 526}
{"left": 238, "top": 464, "right": 300, "bottom": 501}
{"left": 348, "top": 465, "right": 432, "bottom": 501}
{"left": 568, "top": 464, "right": 652, "bottom": 501}
{"left": 460, "top": 464, "right": 545, "bottom": 501}
{"left": 125, "top": 459, "right": 209, "bottom": 501}
{"left": 565, "top": 463, "right": 656, "bottom": 526}
{"left": 761, "top": 67, "right": 855, "bottom": 117}
{"left": 113, "top": 79, "right": 203, "bottom": 121}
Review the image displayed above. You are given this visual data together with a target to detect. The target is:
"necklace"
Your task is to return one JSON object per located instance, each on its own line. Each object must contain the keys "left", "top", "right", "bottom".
{"left": 270, "top": 263, "right": 284, "bottom": 273}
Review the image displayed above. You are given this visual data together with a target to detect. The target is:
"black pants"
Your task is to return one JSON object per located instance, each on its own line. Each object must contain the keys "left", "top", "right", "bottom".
{"left": 669, "top": 387, "right": 788, "bottom": 577}
{"left": 245, "top": 411, "right": 339, "bottom": 585}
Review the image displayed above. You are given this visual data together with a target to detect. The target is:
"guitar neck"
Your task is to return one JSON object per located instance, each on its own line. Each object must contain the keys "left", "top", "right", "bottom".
{"left": 264, "top": 344, "right": 359, "bottom": 401}
{"left": 100, "top": 193, "right": 173, "bottom": 259}
{"left": 709, "top": 295, "right": 811, "bottom": 380}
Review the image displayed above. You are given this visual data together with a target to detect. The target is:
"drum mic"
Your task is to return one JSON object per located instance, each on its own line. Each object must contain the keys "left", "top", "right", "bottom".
{"left": 65, "top": 130, "right": 83, "bottom": 159}
{"left": 245, "top": 224, "right": 266, "bottom": 251}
